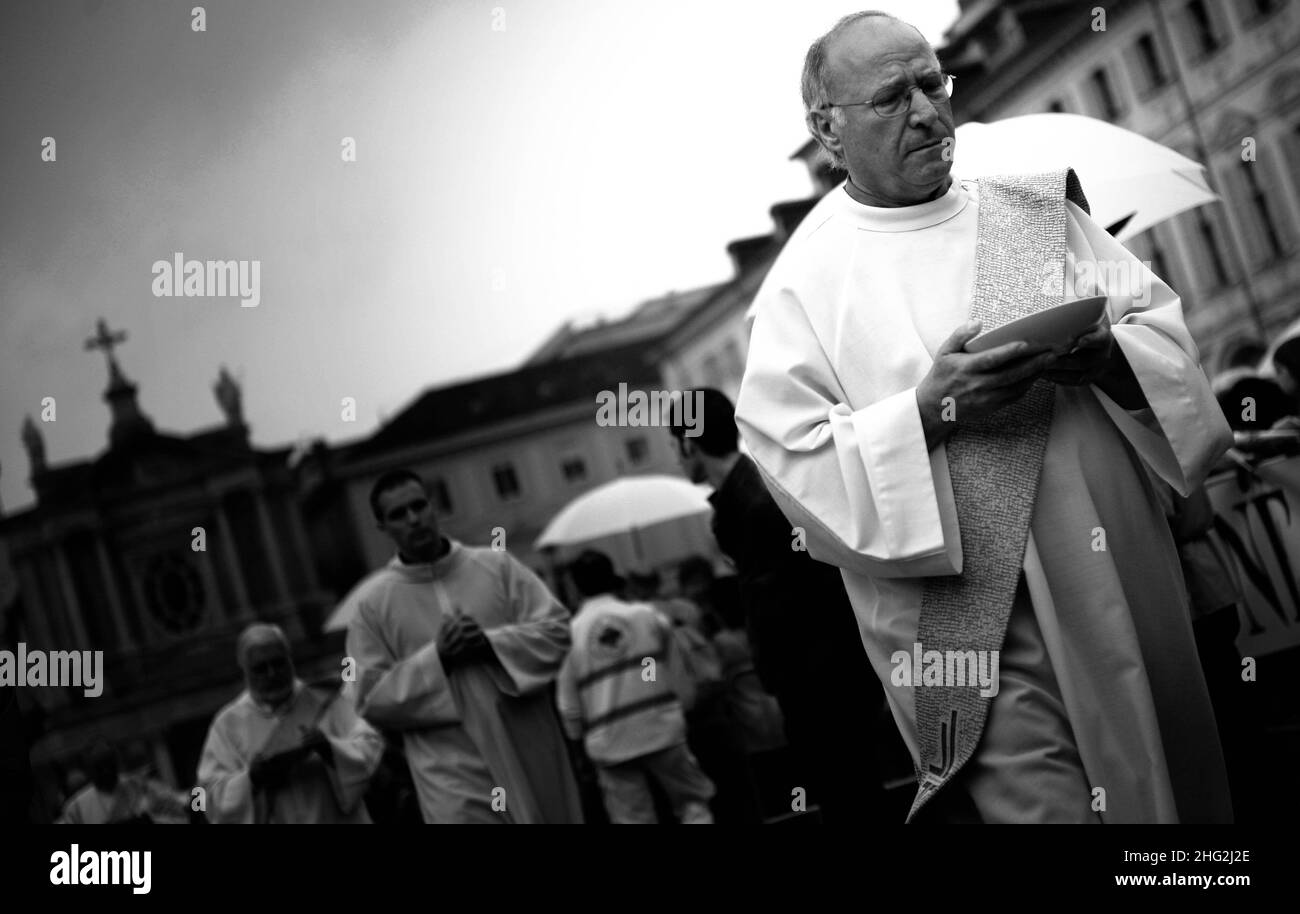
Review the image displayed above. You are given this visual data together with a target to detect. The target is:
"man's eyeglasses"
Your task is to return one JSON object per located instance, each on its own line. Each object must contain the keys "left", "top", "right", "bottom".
{"left": 825, "top": 73, "right": 955, "bottom": 118}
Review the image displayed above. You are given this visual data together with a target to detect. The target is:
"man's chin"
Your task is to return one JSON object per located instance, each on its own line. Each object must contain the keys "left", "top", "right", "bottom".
{"left": 257, "top": 685, "right": 293, "bottom": 706}
{"left": 407, "top": 535, "right": 438, "bottom": 556}
{"left": 901, "top": 165, "right": 953, "bottom": 200}
{"left": 909, "top": 157, "right": 953, "bottom": 182}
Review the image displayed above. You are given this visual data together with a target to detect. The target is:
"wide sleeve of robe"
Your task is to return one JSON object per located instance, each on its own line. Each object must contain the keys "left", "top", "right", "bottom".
{"left": 346, "top": 600, "right": 462, "bottom": 730}
{"left": 318, "top": 684, "right": 385, "bottom": 815}
{"left": 482, "top": 554, "right": 573, "bottom": 696}
{"left": 736, "top": 286, "right": 963, "bottom": 580}
{"left": 1065, "top": 201, "right": 1233, "bottom": 493}
{"left": 195, "top": 711, "right": 255, "bottom": 825}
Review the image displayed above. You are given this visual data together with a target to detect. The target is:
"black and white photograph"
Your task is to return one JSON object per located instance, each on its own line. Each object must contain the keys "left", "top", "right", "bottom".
{"left": 1, "top": 0, "right": 1298, "bottom": 893}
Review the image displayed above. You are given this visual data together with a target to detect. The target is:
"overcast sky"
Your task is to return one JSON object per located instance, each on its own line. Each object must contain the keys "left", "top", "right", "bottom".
{"left": 0, "top": 0, "right": 958, "bottom": 512}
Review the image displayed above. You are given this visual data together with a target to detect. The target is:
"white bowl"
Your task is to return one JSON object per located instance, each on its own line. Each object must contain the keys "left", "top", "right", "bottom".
{"left": 965, "top": 295, "right": 1109, "bottom": 354}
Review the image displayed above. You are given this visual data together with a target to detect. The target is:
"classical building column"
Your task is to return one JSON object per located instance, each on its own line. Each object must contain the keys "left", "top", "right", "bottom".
{"left": 94, "top": 536, "right": 135, "bottom": 651}
{"left": 214, "top": 505, "right": 253, "bottom": 622}
{"left": 52, "top": 545, "right": 90, "bottom": 650}
{"left": 15, "top": 559, "right": 57, "bottom": 647}
{"left": 253, "top": 494, "right": 292, "bottom": 603}
{"left": 285, "top": 501, "right": 323, "bottom": 594}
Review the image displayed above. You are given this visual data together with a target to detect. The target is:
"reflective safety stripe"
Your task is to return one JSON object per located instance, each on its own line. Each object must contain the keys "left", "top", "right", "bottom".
{"left": 577, "top": 651, "right": 668, "bottom": 690}
{"left": 584, "top": 692, "right": 679, "bottom": 731}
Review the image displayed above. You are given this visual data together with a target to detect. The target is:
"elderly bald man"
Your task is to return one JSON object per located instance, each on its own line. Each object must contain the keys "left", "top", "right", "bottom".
{"left": 196, "top": 623, "right": 384, "bottom": 823}
{"left": 735, "top": 11, "right": 1233, "bottom": 823}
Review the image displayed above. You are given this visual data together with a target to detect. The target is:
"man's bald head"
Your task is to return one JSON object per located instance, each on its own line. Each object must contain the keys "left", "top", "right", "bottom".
{"left": 236, "top": 623, "right": 290, "bottom": 668}
{"left": 801, "top": 12, "right": 954, "bottom": 205}
{"left": 236, "top": 623, "right": 296, "bottom": 707}
{"left": 801, "top": 11, "right": 924, "bottom": 118}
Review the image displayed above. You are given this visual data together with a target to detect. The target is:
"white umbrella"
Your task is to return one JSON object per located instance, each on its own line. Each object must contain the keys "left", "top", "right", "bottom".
{"left": 535, "top": 474, "right": 713, "bottom": 549}
{"left": 953, "top": 113, "right": 1218, "bottom": 242}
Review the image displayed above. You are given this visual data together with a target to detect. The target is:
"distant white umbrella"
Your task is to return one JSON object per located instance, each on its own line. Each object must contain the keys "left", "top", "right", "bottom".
{"left": 953, "top": 113, "right": 1218, "bottom": 242}
{"left": 535, "top": 474, "right": 712, "bottom": 549}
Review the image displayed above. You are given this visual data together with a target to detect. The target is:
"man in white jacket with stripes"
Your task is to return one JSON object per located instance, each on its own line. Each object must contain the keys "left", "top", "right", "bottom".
{"left": 556, "top": 550, "right": 715, "bottom": 824}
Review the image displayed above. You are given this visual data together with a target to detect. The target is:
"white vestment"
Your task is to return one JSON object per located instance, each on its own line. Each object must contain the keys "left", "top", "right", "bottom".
{"left": 197, "top": 680, "right": 383, "bottom": 824}
{"left": 735, "top": 178, "right": 1234, "bottom": 823}
{"left": 344, "top": 541, "right": 584, "bottom": 823}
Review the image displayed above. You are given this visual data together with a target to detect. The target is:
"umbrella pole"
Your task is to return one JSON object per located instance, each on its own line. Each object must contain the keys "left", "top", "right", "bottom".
{"left": 630, "top": 525, "right": 644, "bottom": 564}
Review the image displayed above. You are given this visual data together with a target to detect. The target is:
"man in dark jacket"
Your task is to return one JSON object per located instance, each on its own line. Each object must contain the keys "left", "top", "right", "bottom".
{"left": 669, "top": 388, "right": 896, "bottom": 822}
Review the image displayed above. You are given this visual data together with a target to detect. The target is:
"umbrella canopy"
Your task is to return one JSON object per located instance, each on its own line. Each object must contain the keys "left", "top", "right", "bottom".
{"left": 953, "top": 113, "right": 1218, "bottom": 242}
{"left": 535, "top": 474, "right": 713, "bottom": 548}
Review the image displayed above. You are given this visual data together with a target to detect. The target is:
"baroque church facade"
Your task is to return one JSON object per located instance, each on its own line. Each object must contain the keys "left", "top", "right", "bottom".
{"left": 0, "top": 322, "right": 358, "bottom": 816}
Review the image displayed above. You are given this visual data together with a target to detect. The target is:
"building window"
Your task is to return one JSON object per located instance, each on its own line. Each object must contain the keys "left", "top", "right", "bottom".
{"left": 1236, "top": 160, "right": 1288, "bottom": 263}
{"left": 1089, "top": 67, "right": 1124, "bottom": 121}
{"left": 1185, "top": 0, "right": 1224, "bottom": 56}
{"left": 1239, "top": 0, "right": 1285, "bottom": 25}
{"left": 560, "top": 455, "right": 588, "bottom": 484}
{"left": 1196, "top": 211, "right": 1232, "bottom": 288}
{"left": 492, "top": 463, "right": 521, "bottom": 500}
{"left": 625, "top": 437, "right": 649, "bottom": 466}
{"left": 430, "top": 477, "right": 453, "bottom": 515}
{"left": 1133, "top": 33, "right": 1169, "bottom": 92}
{"left": 144, "top": 553, "right": 207, "bottom": 636}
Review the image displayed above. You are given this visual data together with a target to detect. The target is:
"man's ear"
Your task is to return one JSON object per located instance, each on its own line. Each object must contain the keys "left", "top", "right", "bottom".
{"left": 806, "top": 109, "right": 843, "bottom": 164}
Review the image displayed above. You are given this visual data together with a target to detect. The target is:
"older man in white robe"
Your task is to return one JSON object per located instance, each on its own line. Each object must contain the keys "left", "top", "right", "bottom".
{"left": 735, "top": 11, "right": 1234, "bottom": 823}
{"left": 197, "top": 623, "right": 384, "bottom": 824}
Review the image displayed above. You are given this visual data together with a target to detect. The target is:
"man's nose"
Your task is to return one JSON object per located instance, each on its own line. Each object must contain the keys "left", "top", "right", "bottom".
{"left": 908, "top": 88, "right": 940, "bottom": 126}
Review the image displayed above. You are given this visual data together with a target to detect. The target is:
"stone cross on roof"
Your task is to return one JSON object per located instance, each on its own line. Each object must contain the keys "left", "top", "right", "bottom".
{"left": 84, "top": 318, "right": 131, "bottom": 387}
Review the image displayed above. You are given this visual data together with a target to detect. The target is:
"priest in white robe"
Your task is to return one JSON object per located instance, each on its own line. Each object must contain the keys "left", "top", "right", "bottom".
{"left": 197, "top": 624, "right": 384, "bottom": 824}
{"left": 344, "top": 469, "right": 584, "bottom": 823}
{"left": 735, "top": 12, "right": 1234, "bottom": 823}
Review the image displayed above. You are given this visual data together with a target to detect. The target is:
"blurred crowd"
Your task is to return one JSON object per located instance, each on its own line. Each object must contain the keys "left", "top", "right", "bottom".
{"left": 1212, "top": 333, "right": 1300, "bottom": 445}
{"left": 25, "top": 363, "right": 1291, "bottom": 825}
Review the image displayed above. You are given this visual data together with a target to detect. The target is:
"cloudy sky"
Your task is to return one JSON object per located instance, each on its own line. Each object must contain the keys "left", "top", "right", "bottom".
{"left": 0, "top": 0, "right": 958, "bottom": 511}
